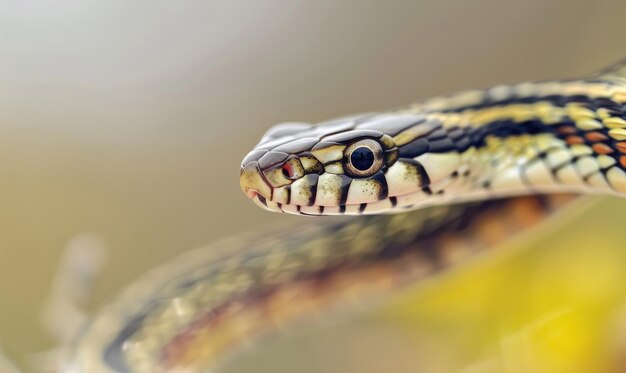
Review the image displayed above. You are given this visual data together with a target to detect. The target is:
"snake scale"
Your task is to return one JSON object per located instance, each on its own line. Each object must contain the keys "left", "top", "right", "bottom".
{"left": 67, "top": 61, "right": 626, "bottom": 372}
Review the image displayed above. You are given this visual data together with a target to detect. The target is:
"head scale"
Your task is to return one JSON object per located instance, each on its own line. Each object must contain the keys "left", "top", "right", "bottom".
{"left": 240, "top": 113, "right": 464, "bottom": 215}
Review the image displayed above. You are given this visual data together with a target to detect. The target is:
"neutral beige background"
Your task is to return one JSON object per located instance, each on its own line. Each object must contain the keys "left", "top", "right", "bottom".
{"left": 1, "top": 0, "right": 626, "bottom": 371}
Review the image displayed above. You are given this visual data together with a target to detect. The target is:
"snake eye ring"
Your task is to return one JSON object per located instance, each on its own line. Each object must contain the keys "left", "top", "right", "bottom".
{"left": 344, "top": 139, "right": 384, "bottom": 178}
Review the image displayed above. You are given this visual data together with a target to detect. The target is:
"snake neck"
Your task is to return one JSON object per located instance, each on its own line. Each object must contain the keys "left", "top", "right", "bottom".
{"left": 384, "top": 78, "right": 626, "bottom": 209}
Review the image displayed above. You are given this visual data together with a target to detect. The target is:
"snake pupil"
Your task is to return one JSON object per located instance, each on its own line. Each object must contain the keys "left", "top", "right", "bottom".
{"left": 350, "top": 147, "right": 375, "bottom": 171}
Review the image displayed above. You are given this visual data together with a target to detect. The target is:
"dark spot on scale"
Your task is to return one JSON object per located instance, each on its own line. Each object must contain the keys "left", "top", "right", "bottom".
{"left": 389, "top": 196, "right": 398, "bottom": 207}
{"left": 336, "top": 175, "right": 352, "bottom": 206}
{"left": 567, "top": 94, "right": 591, "bottom": 103}
{"left": 427, "top": 138, "right": 456, "bottom": 153}
{"left": 339, "top": 205, "right": 347, "bottom": 214}
{"left": 285, "top": 185, "right": 291, "bottom": 205}
{"left": 398, "top": 158, "right": 431, "bottom": 188}
{"left": 447, "top": 127, "right": 465, "bottom": 140}
{"left": 426, "top": 128, "right": 447, "bottom": 141}
{"left": 399, "top": 138, "right": 429, "bottom": 158}
{"left": 542, "top": 95, "right": 567, "bottom": 106}
{"left": 371, "top": 171, "right": 389, "bottom": 200}
{"left": 301, "top": 174, "right": 319, "bottom": 206}
{"left": 422, "top": 187, "right": 433, "bottom": 195}
{"left": 358, "top": 203, "right": 367, "bottom": 213}
{"left": 592, "top": 97, "right": 622, "bottom": 111}
{"left": 455, "top": 137, "right": 472, "bottom": 152}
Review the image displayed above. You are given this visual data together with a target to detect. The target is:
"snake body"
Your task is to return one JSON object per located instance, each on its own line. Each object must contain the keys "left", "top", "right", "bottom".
{"left": 69, "top": 62, "right": 626, "bottom": 372}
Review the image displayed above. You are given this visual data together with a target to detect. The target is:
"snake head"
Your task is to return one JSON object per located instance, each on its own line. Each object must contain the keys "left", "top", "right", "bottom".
{"left": 240, "top": 113, "right": 467, "bottom": 215}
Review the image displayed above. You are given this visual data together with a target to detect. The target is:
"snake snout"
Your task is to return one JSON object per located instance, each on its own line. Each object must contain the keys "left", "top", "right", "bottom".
{"left": 240, "top": 161, "right": 273, "bottom": 202}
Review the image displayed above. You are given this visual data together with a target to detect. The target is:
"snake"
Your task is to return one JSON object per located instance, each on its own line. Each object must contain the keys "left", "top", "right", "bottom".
{"left": 66, "top": 61, "right": 626, "bottom": 372}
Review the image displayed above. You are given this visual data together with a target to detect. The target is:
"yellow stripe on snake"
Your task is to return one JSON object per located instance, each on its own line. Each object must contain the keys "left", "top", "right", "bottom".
{"left": 68, "top": 62, "right": 626, "bottom": 372}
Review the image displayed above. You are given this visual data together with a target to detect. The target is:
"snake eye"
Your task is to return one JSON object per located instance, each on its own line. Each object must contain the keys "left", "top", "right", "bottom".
{"left": 344, "top": 139, "right": 384, "bottom": 178}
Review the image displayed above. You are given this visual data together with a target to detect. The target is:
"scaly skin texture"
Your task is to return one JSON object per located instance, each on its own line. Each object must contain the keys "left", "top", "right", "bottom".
{"left": 240, "top": 68, "right": 626, "bottom": 216}
{"left": 68, "top": 63, "right": 626, "bottom": 373}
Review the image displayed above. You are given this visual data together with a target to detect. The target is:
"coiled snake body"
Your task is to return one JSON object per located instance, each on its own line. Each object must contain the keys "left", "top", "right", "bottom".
{"left": 69, "top": 62, "right": 626, "bottom": 372}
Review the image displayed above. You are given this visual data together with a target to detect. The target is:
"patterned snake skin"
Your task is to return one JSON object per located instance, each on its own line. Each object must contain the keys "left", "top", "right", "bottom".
{"left": 67, "top": 62, "right": 626, "bottom": 372}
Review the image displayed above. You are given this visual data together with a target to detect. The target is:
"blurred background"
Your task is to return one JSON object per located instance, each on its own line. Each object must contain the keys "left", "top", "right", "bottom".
{"left": 2, "top": 1, "right": 626, "bottom": 372}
